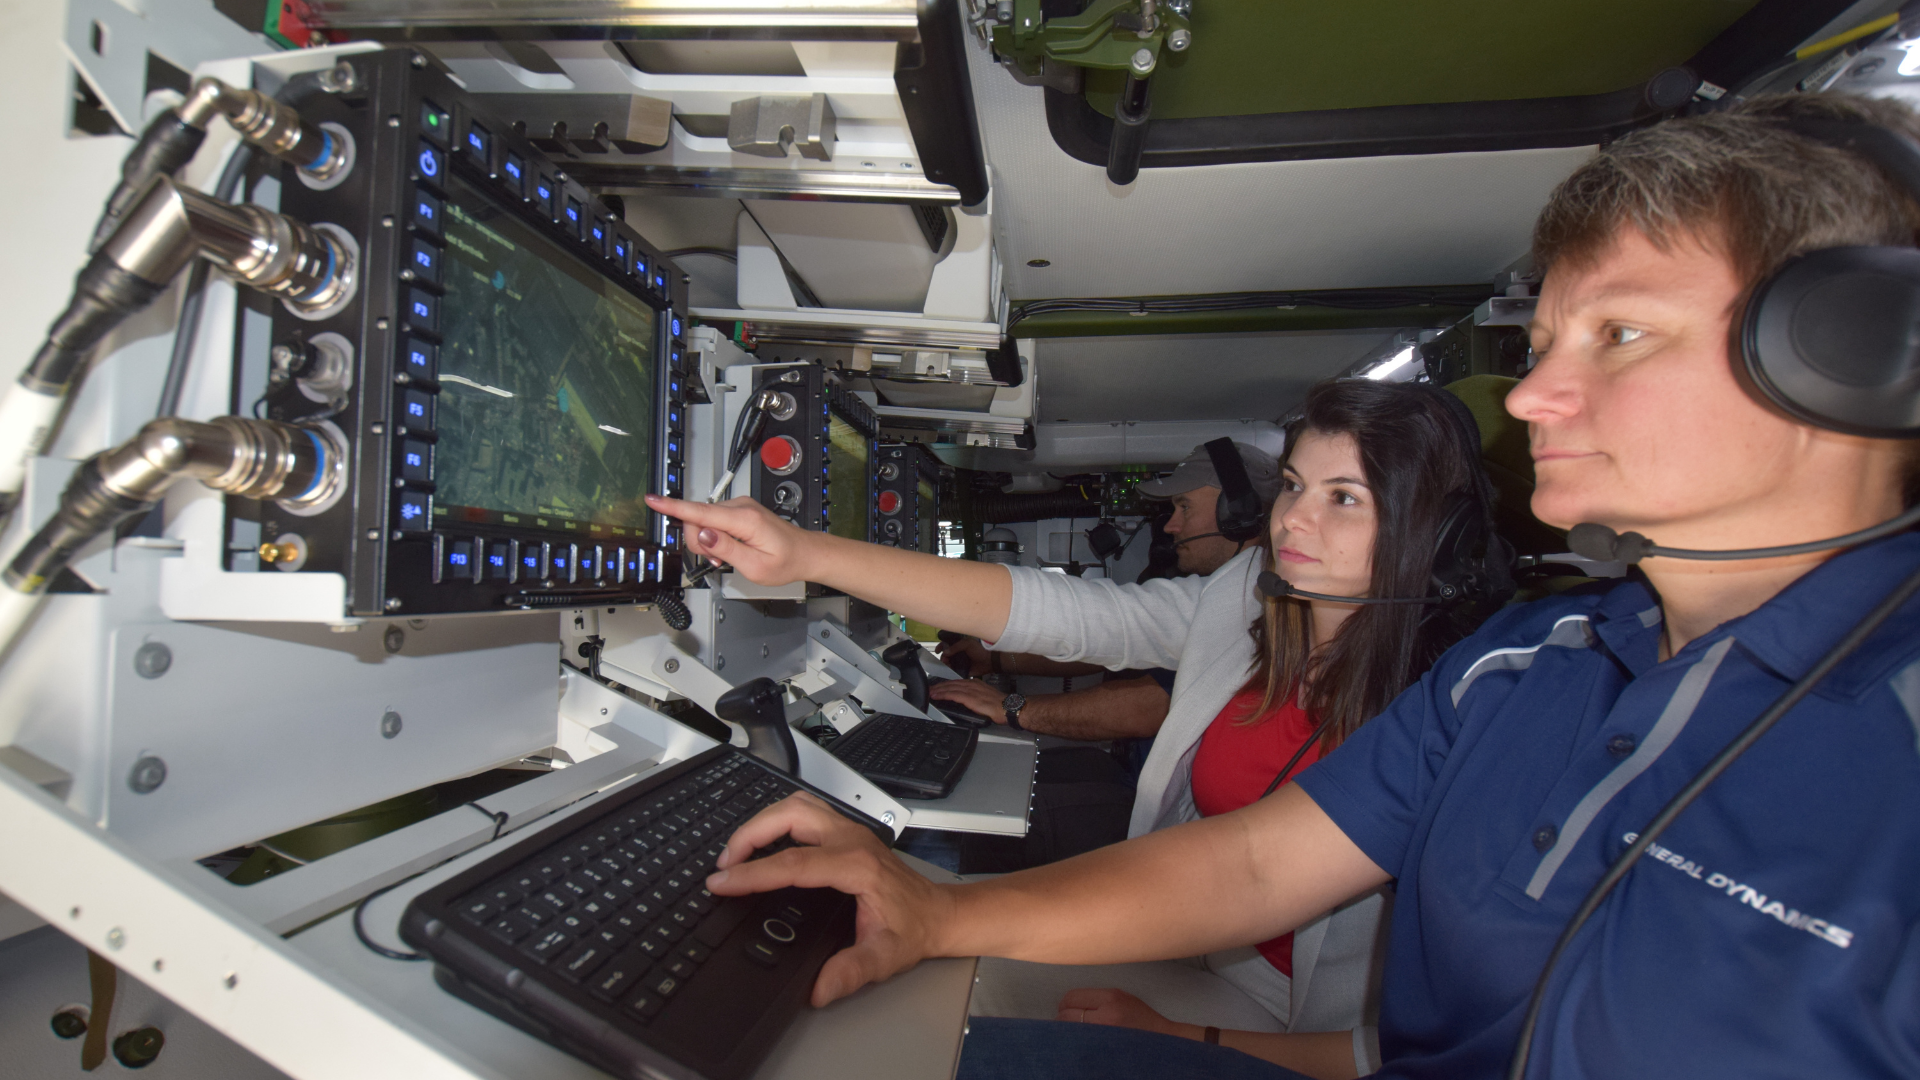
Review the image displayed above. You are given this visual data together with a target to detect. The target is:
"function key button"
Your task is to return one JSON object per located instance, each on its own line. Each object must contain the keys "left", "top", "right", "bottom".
{"left": 464, "top": 122, "right": 490, "bottom": 162}
{"left": 488, "top": 542, "right": 512, "bottom": 580}
{"left": 400, "top": 389, "right": 434, "bottom": 430}
{"left": 411, "top": 190, "right": 443, "bottom": 238}
{"left": 589, "top": 217, "right": 608, "bottom": 256}
{"left": 446, "top": 539, "right": 474, "bottom": 579}
{"left": 395, "top": 490, "right": 430, "bottom": 532}
{"left": 405, "top": 289, "right": 439, "bottom": 335}
{"left": 488, "top": 915, "right": 534, "bottom": 945}
{"left": 401, "top": 338, "right": 437, "bottom": 381}
{"left": 564, "top": 197, "right": 584, "bottom": 237}
{"left": 761, "top": 918, "right": 796, "bottom": 944}
{"left": 400, "top": 440, "right": 431, "bottom": 484}
{"left": 502, "top": 153, "right": 527, "bottom": 199}
{"left": 456, "top": 896, "right": 496, "bottom": 924}
{"left": 414, "top": 141, "right": 446, "bottom": 190}
{"left": 407, "top": 238, "right": 441, "bottom": 286}
{"left": 419, "top": 101, "right": 450, "bottom": 145}
{"left": 535, "top": 174, "right": 558, "bottom": 221}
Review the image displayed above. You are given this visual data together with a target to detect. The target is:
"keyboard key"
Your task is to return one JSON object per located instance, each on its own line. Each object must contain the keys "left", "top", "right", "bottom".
{"left": 456, "top": 897, "right": 497, "bottom": 924}
{"left": 558, "top": 875, "right": 595, "bottom": 900}
{"left": 678, "top": 940, "right": 712, "bottom": 963}
{"left": 488, "top": 915, "right": 534, "bottom": 945}
{"left": 507, "top": 869, "right": 543, "bottom": 894}
{"left": 683, "top": 889, "right": 715, "bottom": 915}
{"left": 594, "top": 927, "right": 633, "bottom": 951}
{"left": 557, "top": 912, "right": 591, "bottom": 936}
{"left": 537, "top": 889, "right": 574, "bottom": 913}
{"left": 482, "top": 882, "right": 524, "bottom": 908}
{"left": 635, "top": 934, "right": 670, "bottom": 959}
{"left": 578, "top": 896, "right": 615, "bottom": 922}
{"left": 528, "top": 858, "right": 565, "bottom": 883}
{"left": 624, "top": 990, "right": 664, "bottom": 1021}
{"left": 513, "top": 903, "right": 554, "bottom": 928}
{"left": 664, "top": 954, "right": 698, "bottom": 980}
{"left": 555, "top": 940, "right": 612, "bottom": 983}
{"left": 521, "top": 929, "right": 573, "bottom": 964}
{"left": 590, "top": 952, "right": 648, "bottom": 1002}
{"left": 651, "top": 918, "right": 688, "bottom": 945}
{"left": 743, "top": 939, "right": 780, "bottom": 968}
{"left": 646, "top": 970, "right": 684, "bottom": 999}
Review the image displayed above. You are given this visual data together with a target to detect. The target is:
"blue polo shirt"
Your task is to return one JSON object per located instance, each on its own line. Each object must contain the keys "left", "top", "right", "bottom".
{"left": 1295, "top": 532, "right": 1920, "bottom": 1079}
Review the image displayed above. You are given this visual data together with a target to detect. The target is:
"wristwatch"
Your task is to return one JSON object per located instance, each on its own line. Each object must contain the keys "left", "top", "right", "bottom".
{"left": 1001, "top": 692, "right": 1026, "bottom": 731}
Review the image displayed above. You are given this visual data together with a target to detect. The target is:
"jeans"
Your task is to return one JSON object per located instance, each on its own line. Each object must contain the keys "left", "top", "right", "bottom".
{"left": 956, "top": 1018, "right": 1315, "bottom": 1080}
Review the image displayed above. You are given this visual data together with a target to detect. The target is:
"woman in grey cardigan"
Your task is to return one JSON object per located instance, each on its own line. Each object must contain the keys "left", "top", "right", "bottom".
{"left": 650, "top": 379, "right": 1504, "bottom": 1079}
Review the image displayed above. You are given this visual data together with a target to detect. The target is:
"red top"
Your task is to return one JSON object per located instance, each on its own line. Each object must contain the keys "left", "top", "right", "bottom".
{"left": 1189, "top": 686, "right": 1323, "bottom": 978}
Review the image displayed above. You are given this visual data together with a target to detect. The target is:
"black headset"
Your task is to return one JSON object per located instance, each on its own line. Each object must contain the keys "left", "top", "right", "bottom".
{"left": 1202, "top": 437, "right": 1266, "bottom": 544}
{"left": 1739, "top": 118, "right": 1920, "bottom": 439}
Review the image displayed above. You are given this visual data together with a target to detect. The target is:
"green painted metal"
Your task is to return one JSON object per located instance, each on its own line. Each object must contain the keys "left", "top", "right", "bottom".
{"left": 1062, "top": 0, "right": 1758, "bottom": 119}
{"left": 1011, "top": 302, "right": 1477, "bottom": 338}
{"left": 994, "top": 0, "right": 1192, "bottom": 76}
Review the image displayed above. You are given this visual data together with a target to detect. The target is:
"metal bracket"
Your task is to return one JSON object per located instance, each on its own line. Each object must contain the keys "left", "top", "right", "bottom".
{"left": 727, "top": 94, "right": 837, "bottom": 160}
{"left": 992, "top": 0, "right": 1190, "bottom": 76}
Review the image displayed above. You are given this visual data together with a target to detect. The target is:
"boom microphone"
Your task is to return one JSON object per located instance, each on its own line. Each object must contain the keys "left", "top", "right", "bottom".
{"left": 1567, "top": 503, "right": 1920, "bottom": 565}
{"left": 1257, "top": 570, "right": 1446, "bottom": 606}
{"left": 1174, "top": 532, "right": 1225, "bottom": 547}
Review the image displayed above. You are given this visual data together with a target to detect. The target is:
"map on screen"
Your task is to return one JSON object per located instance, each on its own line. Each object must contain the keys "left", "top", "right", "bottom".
{"left": 432, "top": 179, "right": 658, "bottom": 531}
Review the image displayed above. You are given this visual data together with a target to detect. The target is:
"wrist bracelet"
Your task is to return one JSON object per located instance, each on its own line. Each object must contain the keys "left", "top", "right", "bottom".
{"left": 1204, "top": 1026, "right": 1220, "bottom": 1045}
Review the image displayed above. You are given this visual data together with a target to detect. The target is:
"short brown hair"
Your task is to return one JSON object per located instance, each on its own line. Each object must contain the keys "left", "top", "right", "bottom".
{"left": 1533, "top": 92, "right": 1920, "bottom": 505}
{"left": 1533, "top": 92, "right": 1920, "bottom": 286}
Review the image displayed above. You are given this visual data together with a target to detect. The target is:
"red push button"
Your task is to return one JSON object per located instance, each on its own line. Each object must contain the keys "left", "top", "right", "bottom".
{"left": 877, "top": 490, "right": 902, "bottom": 515}
{"left": 759, "top": 436, "right": 800, "bottom": 475}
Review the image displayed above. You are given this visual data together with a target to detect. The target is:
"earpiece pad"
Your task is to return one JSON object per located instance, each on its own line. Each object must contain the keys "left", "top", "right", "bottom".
{"left": 1741, "top": 245, "right": 1920, "bottom": 437}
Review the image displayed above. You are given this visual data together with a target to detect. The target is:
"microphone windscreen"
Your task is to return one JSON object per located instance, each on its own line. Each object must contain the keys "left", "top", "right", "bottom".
{"left": 1256, "top": 570, "right": 1290, "bottom": 599}
{"left": 1568, "top": 523, "right": 1621, "bottom": 562}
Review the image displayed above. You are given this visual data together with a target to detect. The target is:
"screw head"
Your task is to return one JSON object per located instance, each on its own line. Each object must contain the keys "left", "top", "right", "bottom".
{"left": 380, "top": 711, "right": 403, "bottom": 739}
{"left": 105, "top": 927, "right": 125, "bottom": 950}
{"left": 1168, "top": 27, "right": 1191, "bottom": 51}
{"left": 383, "top": 625, "right": 405, "bottom": 653}
{"left": 1131, "top": 48, "right": 1155, "bottom": 74}
{"left": 881, "top": 811, "right": 896, "bottom": 826}
{"left": 385, "top": 597, "right": 403, "bottom": 611}
{"left": 410, "top": 52, "right": 428, "bottom": 68}
{"left": 132, "top": 642, "right": 172, "bottom": 679}
{"left": 224, "top": 973, "right": 238, "bottom": 989}
{"left": 664, "top": 658, "right": 680, "bottom": 673}
{"left": 128, "top": 757, "right": 167, "bottom": 795}
{"left": 714, "top": 655, "right": 726, "bottom": 671}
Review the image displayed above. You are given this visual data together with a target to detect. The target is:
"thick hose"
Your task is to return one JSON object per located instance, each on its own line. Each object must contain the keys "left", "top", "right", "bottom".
{"left": 970, "top": 491, "right": 1103, "bottom": 523}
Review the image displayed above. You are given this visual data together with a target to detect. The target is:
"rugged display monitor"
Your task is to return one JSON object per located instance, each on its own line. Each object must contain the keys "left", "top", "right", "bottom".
{"left": 237, "top": 48, "right": 689, "bottom": 615}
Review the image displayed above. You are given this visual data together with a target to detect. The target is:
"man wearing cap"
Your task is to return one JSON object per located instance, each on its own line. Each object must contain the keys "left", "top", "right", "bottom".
{"left": 1139, "top": 441, "right": 1284, "bottom": 577}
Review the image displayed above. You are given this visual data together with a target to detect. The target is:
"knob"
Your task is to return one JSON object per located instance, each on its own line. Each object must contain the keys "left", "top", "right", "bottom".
{"left": 759, "top": 435, "right": 801, "bottom": 476}
{"left": 713, "top": 677, "right": 799, "bottom": 775}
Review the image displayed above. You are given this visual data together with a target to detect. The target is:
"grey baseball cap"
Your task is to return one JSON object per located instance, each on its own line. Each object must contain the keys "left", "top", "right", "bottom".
{"left": 1137, "top": 441, "right": 1283, "bottom": 504}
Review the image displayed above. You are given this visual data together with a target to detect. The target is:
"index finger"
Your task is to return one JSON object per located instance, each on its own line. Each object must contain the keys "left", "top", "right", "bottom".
{"left": 644, "top": 493, "right": 760, "bottom": 530}
{"left": 714, "top": 791, "right": 866, "bottom": 870}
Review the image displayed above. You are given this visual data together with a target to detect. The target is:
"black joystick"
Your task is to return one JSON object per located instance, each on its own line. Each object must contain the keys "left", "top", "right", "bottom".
{"left": 881, "top": 639, "right": 932, "bottom": 712}
{"left": 713, "top": 677, "right": 799, "bottom": 775}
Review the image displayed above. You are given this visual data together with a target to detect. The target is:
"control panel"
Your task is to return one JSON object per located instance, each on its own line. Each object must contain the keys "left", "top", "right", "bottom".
{"left": 875, "top": 441, "right": 942, "bottom": 551}
{"left": 747, "top": 365, "right": 879, "bottom": 545}
{"left": 237, "top": 48, "right": 689, "bottom": 615}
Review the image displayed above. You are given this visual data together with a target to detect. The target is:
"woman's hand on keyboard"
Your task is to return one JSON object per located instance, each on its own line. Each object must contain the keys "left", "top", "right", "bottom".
{"left": 706, "top": 792, "right": 956, "bottom": 1007}
{"left": 645, "top": 495, "right": 816, "bottom": 586}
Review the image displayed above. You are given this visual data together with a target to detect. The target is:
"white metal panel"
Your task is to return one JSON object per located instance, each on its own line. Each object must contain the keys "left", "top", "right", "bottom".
{"left": 959, "top": 17, "right": 1595, "bottom": 301}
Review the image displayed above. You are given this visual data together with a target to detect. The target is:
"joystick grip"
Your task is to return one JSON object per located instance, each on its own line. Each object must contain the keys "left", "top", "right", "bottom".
{"left": 713, "top": 677, "right": 799, "bottom": 776}
{"left": 881, "top": 639, "right": 931, "bottom": 712}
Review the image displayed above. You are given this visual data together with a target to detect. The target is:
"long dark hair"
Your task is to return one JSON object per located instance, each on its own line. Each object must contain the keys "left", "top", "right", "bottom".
{"left": 1243, "top": 379, "right": 1494, "bottom": 749}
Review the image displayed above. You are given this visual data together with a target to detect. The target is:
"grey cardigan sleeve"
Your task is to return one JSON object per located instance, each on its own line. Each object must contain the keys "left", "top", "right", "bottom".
{"left": 991, "top": 565, "right": 1212, "bottom": 671}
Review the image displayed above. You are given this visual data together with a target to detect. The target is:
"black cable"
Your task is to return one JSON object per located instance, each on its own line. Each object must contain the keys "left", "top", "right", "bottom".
{"left": 156, "top": 144, "right": 253, "bottom": 418}
{"left": 1570, "top": 504, "right": 1920, "bottom": 565}
{"left": 1506, "top": 559, "right": 1920, "bottom": 1078}
{"left": 352, "top": 874, "right": 429, "bottom": 962}
{"left": 1261, "top": 714, "right": 1336, "bottom": 800}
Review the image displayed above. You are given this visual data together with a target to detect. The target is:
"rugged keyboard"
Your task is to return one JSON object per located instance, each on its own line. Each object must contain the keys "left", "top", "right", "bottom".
{"left": 825, "top": 713, "right": 977, "bottom": 799}
{"left": 401, "top": 745, "right": 889, "bottom": 1080}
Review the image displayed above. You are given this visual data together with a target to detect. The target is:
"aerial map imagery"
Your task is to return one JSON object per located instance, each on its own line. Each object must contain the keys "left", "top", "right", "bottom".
{"left": 433, "top": 182, "right": 659, "bottom": 531}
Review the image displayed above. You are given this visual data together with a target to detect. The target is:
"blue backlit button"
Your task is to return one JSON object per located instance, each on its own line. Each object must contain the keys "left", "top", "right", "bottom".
{"left": 552, "top": 545, "right": 573, "bottom": 582}
{"left": 401, "top": 389, "right": 435, "bottom": 431}
{"left": 447, "top": 539, "right": 474, "bottom": 581}
{"left": 668, "top": 375, "right": 683, "bottom": 400}
{"left": 664, "top": 432, "right": 681, "bottom": 459}
{"left": 565, "top": 198, "right": 584, "bottom": 238}
{"left": 671, "top": 349, "right": 684, "bottom": 372}
{"left": 670, "top": 317, "right": 682, "bottom": 338}
{"left": 536, "top": 175, "right": 557, "bottom": 221}
{"left": 402, "top": 338, "right": 437, "bottom": 381}
{"left": 666, "top": 406, "right": 683, "bottom": 431}
{"left": 465, "top": 123, "right": 490, "bottom": 161}
{"left": 408, "top": 238, "right": 441, "bottom": 286}
{"left": 411, "top": 190, "right": 443, "bottom": 237}
{"left": 420, "top": 101, "right": 450, "bottom": 146}
{"left": 488, "top": 542, "right": 512, "bottom": 581}
{"left": 635, "top": 255, "right": 648, "bottom": 280}
{"left": 416, "top": 141, "right": 445, "bottom": 189}
{"left": 503, "top": 153, "right": 527, "bottom": 199}
{"left": 653, "top": 270, "right": 668, "bottom": 293}
{"left": 523, "top": 544, "right": 544, "bottom": 579}
{"left": 590, "top": 218, "right": 608, "bottom": 256}
{"left": 400, "top": 439, "right": 432, "bottom": 484}
{"left": 613, "top": 239, "right": 630, "bottom": 271}
{"left": 396, "top": 490, "right": 430, "bottom": 531}
{"left": 406, "top": 288, "right": 439, "bottom": 335}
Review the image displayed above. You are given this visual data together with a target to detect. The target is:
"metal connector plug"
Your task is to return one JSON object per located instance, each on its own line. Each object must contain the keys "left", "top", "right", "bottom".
{"left": 178, "top": 76, "right": 351, "bottom": 184}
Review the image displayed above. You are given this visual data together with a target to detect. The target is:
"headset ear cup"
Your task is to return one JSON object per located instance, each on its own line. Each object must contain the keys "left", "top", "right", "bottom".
{"left": 1741, "top": 246, "right": 1920, "bottom": 437}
